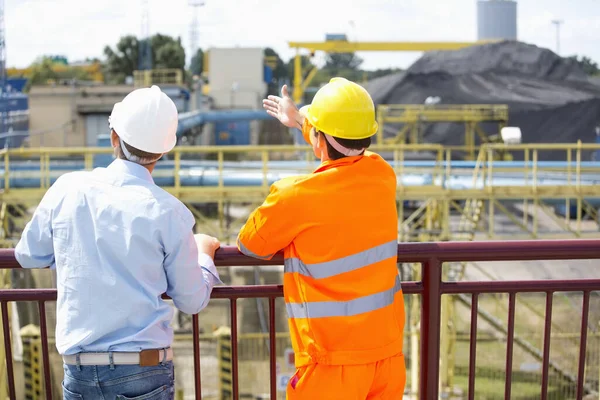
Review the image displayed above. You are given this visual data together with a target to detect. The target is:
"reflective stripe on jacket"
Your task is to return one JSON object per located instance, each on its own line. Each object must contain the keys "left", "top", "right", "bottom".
{"left": 237, "top": 151, "right": 405, "bottom": 367}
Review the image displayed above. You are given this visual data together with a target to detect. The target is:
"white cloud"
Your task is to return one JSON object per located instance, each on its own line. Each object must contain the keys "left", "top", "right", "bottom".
{"left": 5, "top": 0, "right": 600, "bottom": 70}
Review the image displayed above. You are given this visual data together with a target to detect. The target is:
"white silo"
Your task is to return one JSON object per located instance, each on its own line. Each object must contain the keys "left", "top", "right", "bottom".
{"left": 477, "top": 0, "right": 518, "bottom": 41}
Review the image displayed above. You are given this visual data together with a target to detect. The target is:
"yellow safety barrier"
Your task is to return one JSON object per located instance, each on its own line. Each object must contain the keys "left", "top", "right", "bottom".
{"left": 21, "top": 324, "right": 42, "bottom": 400}
{"left": 133, "top": 69, "right": 183, "bottom": 88}
{"left": 376, "top": 104, "right": 509, "bottom": 160}
{"left": 214, "top": 326, "right": 233, "bottom": 400}
{"left": 2, "top": 142, "right": 600, "bottom": 243}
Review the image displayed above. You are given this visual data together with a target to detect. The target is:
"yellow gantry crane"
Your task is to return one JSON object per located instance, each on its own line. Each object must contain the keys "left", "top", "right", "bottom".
{"left": 287, "top": 39, "right": 487, "bottom": 104}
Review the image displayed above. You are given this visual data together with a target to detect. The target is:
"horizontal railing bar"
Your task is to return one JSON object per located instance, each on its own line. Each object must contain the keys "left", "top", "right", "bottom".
{"left": 0, "top": 288, "right": 56, "bottom": 301}
{"left": 0, "top": 282, "right": 424, "bottom": 302}
{"left": 441, "top": 279, "right": 600, "bottom": 294}
{"left": 211, "top": 285, "right": 282, "bottom": 299}
{"left": 2, "top": 240, "right": 600, "bottom": 270}
{"left": 396, "top": 240, "right": 600, "bottom": 262}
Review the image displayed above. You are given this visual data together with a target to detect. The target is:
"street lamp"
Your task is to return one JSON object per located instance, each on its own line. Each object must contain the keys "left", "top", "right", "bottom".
{"left": 551, "top": 19, "right": 564, "bottom": 55}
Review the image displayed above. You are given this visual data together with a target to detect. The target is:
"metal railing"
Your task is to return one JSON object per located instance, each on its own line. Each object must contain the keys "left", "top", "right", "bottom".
{"left": 1, "top": 240, "right": 600, "bottom": 399}
{"left": 375, "top": 104, "right": 509, "bottom": 152}
{"left": 2, "top": 144, "right": 600, "bottom": 244}
{"left": 133, "top": 69, "right": 183, "bottom": 88}
{"left": 3, "top": 143, "right": 600, "bottom": 196}
{"left": 378, "top": 104, "right": 509, "bottom": 124}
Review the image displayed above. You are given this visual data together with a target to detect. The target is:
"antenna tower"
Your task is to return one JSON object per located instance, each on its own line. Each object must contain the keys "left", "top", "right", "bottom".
{"left": 139, "top": 0, "right": 152, "bottom": 70}
{"left": 189, "top": 1, "right": 205, "bottom": 61}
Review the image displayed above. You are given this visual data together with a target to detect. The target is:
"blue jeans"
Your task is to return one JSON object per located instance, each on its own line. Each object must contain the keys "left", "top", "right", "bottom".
{"left": 62, "top": 361, "right": 174, "bottom": 400}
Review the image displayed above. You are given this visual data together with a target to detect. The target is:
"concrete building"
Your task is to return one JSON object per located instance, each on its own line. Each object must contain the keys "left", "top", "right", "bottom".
{"left": 477, "top": 0, "right": 518, "bottom": 41}
{"left": 203, "top": 47, "right": 268, "bottom": 146}
{"left": 27, "top": 85, "right": 131, "bottom": 147}
{"left": 207, "top": 47, "right": 267, "bottom": 110}
{"left": 27, "top": 84, "right": 191, "bottom": 147}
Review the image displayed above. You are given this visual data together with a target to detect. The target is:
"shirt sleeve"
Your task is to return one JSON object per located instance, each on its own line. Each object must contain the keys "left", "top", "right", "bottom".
{"left": 163, "top": 211, "right": 223, "bottom": 315}
{"left": 237, "top": 180, "right": 302, "bottom": 260}
{"left": 15, "top": 179, "right": 63, "bottom": 269}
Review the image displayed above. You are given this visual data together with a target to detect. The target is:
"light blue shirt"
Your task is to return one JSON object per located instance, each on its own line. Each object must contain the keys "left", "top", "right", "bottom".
{"left": 15, "top": 159, "right": 222, "bottom": 355}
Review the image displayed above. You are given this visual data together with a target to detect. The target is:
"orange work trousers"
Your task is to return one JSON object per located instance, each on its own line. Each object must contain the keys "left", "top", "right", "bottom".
{"left": 286, "top": 354, "right": 405, "bottom": 400}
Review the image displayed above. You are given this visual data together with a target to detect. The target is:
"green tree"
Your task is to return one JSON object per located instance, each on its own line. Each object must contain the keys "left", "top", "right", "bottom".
{"left": 190, "top": 48, "right": 204, "bottom": 76}
{"left": 568, "top": 55, "right": 599, "bottom": 76}
{"left": 324, "top": 52, "right": 363, "bottom": 73}
{"left": 264, "top": 48, "right": 288, "bottom": 81}
{"left": 103, "top": 35, "right": 139, "bottom": 84}
{"left": 155, "top": 42, "right": 186, "bottom": 70}
{"left": 151, "top": 34, "right": 186, "bottom": 70}
{"left": 366, "top": 68, "right": 404, "bottom": 80}
{"left": 26, "top": 57, "right": 59, "bottom": 88}
{"left": 103, "top": 34, "right": 186, "bottom": 83}
{"left": 24, "top": 57, "right": 94, "bottom": 90}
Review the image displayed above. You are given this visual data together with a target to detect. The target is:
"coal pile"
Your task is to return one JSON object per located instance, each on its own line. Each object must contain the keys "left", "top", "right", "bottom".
{"left": 366, "top": 41, "right": 600, "bottom": 160}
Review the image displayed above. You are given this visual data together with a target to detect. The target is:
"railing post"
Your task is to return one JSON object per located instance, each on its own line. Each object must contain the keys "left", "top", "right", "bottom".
{"left": 420, "top": 258, "right": 442, "bottom": 400}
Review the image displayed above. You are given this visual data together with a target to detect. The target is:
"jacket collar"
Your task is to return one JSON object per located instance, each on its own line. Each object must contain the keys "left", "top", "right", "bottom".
{"left": 313, "top": 154, "right": 363, "bottom": 174}
{"left": 106, "top": 158, "right": 154, "bottom": 184}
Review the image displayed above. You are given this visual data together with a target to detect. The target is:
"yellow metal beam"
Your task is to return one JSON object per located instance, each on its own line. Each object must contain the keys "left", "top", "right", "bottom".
{"left": 293, "top": 51, "right": 303, "bottom": 104}
{"left": 378, "top": 105, "right": 510, "bottom": 159}
{"left": 288, "top": 40, "right": 486, "bottom": 103}
{"left": 302, "top": 66, "right": 319, "bottom": 92}
{"left": 379, "top": 105, "right": 509, "bottom": 124}
{"left": 288, "top": 41, "right": 480, "bottom": 53}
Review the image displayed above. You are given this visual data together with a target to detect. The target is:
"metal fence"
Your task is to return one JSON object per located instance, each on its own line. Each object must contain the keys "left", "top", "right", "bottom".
{"left": 1, "top": 240, "right": 600, "bottom": 399}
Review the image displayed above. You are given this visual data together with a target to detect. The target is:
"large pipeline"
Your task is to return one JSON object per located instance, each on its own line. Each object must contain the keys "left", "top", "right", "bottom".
{"left": 176, "top": 109, "right": 272, "bottom": 137}
{"left": 1, "top": 158, "right": 600, "bottom": 207}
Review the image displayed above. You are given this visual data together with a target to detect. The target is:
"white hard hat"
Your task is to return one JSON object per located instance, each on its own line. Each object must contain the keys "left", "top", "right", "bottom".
{"left": 109, "top": 85, "right": 178, "bottom": 154}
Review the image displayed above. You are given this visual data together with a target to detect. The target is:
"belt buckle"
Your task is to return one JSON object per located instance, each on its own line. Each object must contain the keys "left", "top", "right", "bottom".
{"left": 139, "top": 349, "right": 160, "bottom": 366}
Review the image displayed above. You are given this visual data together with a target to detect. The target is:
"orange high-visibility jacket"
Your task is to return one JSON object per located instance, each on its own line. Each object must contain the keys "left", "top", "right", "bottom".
{"left": 237, "top": 152, "right": 404, "bottom": 368}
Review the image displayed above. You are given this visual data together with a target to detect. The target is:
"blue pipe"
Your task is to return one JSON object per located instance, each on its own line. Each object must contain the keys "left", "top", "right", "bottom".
{"left": 176, "top": 109, "right": 273, "bottom": 136}
{"left": 1, "top": 159, "right": 600, "bottom": 207}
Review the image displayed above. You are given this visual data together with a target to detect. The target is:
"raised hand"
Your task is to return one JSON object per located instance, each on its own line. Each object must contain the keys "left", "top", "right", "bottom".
{"left": 262, "top": 85, "right": 302, "bottom": 129}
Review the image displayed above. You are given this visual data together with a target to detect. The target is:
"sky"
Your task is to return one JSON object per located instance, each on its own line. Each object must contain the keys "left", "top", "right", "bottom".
{"left": 6, "top": 0, "right": 600, "bottom": 71}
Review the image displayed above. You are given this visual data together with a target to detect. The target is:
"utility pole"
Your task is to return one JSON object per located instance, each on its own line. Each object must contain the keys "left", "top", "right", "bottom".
{"left": 551, "top": 19, "right": 564, "bottom": 55}
{"left": 0, "top": 0, "right": 7, "bottom": 136}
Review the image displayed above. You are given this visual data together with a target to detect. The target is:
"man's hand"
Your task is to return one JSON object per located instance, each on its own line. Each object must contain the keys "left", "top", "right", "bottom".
{"left": 194, "top": 234, "right": 221, "bottom": 259}
{"left": 263, "top": 85, "right": 303, "bottom": 129}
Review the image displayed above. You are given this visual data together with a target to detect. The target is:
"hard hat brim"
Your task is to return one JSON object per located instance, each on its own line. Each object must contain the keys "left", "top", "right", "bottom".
{"left": 299, "top": 105, "right": 310, "bottom": 118}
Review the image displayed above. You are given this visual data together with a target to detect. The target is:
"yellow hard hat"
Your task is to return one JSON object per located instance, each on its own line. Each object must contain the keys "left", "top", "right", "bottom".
{"left": 301, "top": 77, "right": 378, "bottom": 140}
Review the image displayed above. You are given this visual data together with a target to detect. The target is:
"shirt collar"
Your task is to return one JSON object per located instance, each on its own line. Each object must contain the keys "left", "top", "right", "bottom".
{"left": 106, "top": 158, "right": 155, "bottom": 184}
{"left": 313, "top": 154, "right": 363, "bottom": 174}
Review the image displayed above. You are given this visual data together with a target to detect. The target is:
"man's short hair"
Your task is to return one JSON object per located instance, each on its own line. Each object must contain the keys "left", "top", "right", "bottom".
{"left": 114, "top": 131, "right": 162, "bottom": 165}
{"left": 314, "top": 130, "right": 371, "bottom": 160}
